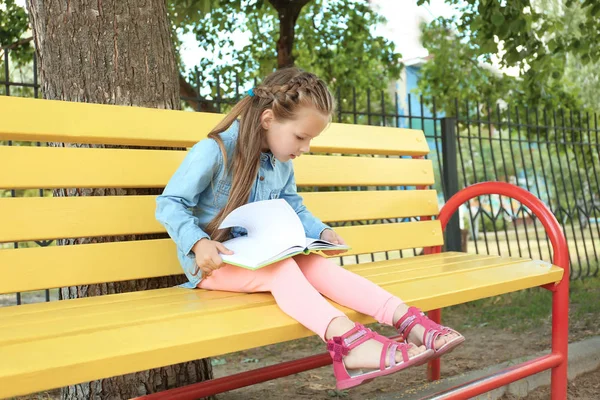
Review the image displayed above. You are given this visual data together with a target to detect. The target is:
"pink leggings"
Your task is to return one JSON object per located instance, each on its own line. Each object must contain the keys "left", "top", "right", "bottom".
{"left": 198, "top": 254, "right": 404, "bottom": 341}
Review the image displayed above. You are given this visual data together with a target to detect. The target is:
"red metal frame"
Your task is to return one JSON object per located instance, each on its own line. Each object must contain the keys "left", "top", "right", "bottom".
{"left": 424, "top": 182, "right": 569, "bottom": 399}
{"left": 138, "top": 182, "right": 569, "bottom": 400}
{"left": 413, "top": 155, "right": 442, "bottom": 382}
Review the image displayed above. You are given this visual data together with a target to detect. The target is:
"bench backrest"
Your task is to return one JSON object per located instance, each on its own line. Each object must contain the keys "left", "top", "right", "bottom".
{"left": 0, "top": 96, "right": 443, "bottom": 294}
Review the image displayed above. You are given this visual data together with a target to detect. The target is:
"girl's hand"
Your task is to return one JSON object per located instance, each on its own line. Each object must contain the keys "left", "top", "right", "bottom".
{"left": 320, "top": 229, "right": 348, "bottom": 256}
{"left": 191, "top": 238, "right": 233, "bottom": 277}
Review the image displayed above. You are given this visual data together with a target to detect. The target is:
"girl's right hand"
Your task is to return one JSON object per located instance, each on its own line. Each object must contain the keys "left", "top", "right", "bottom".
{"left": 192, "top": 238, "right": 234, "bottom": 277}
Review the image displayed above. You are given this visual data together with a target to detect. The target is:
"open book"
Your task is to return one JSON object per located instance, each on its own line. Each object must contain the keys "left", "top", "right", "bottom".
{"left": 218, "top": 199, "right": 349, "bottom": 270}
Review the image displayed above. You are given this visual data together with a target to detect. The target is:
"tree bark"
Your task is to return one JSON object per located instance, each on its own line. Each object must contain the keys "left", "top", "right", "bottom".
{"left": 25, "top": 0, "right": 213, "bottom": 397}
{"left": 269, "top": 0, "right": 311, "bottom": 69}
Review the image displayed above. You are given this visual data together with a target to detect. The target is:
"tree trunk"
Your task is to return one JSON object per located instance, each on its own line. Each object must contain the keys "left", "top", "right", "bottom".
{"left": 269, "top": 0, "right": 311, "bottom": 69}
{"left": 25, "top": 0, "right": 213, "bottom": 398}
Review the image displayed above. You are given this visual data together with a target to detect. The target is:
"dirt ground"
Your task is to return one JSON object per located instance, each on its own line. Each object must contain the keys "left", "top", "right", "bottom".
{"left": 208, "top": 293, "right": 600, "bottom": 400}
{"left": 501, "top": 367, "right": 600, "bottom": 400}
{"left": 210, "top": 324, "right": 550, "bottom": 400}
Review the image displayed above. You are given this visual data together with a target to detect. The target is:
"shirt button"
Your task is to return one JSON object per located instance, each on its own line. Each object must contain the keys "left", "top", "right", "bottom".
{"left": 259, "top": 176, "right": 265, "bottom": 181}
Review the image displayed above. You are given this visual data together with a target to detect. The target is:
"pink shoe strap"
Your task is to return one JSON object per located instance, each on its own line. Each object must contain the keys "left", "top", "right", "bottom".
{"left": 394, "top": 306, "right": 422, "bottom": 340}
{"left": 382, "top": 342, "right": 398, "bottom": 369}
{"left": 395, "top": 306, "right": 456, "bottom": 350}
{"left": 370, "top": 331, "right": 410, "bottom": 370}
{"left": 327, "top": 323, "right": 372, "bottom": 362}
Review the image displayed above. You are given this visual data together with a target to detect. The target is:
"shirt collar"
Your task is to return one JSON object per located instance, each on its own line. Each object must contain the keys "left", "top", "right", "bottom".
{"left": 260, "top": 151, "right": 276, "bottom": 168}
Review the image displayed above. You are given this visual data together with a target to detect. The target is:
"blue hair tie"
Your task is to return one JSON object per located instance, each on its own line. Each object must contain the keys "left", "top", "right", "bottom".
{"left": 247, "top": 88, "right": 255, "bottom": 97}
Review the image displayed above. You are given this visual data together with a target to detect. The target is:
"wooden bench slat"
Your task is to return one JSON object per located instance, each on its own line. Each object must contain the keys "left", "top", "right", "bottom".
{"left": 0, "top": 221, "right": 443, "bottom": 294}
{"left": 0, "top": 255, "right": 532, "bottom": 345}
{"left": 0, "top": 252, "right": 468, "bottom": 318}
{"left": 0, "top": 146, "right": 434, "bottom": 189}
{"left": 0, "top": 97, "right": 430, "bottom": 155}
{"left": 0, "top": 253, "right": 493, "bottom": 323}
{"left": 336, "top": 220, "right": 443, "bottom": 256}
{"left": 293, "top": 155, "right": 434, "bottom": 186}
{"left": 0, "top": 190, "right": 439, "bottom": 242}
{"left": 0, "top": 257, "right": 563, "bottom": 398}
{"left": 344, "top": 252, "right": 499, "bottom": 272}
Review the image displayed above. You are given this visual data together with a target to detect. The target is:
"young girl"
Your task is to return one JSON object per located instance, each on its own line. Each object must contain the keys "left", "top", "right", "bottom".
{"left": 156, "top": 68, "right": 464, "bottom": 389}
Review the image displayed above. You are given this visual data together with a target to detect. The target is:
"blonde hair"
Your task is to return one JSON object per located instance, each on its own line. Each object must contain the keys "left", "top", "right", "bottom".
{"left": 205, "top": 67, "right": 335, "bottom": 243}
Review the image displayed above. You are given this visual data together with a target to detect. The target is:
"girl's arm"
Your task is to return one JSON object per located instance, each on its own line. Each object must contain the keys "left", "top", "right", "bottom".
{"left": 155, "top": 139, "right": 221, "bottom": 259}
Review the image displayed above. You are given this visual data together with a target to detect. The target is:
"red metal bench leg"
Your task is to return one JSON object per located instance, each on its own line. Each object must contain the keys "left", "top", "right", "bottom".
{"left": 551, "top": 274, "right": 569, "bottom": 399}
{"left": 427, "top": 308, "right": 441, "bottom": 381}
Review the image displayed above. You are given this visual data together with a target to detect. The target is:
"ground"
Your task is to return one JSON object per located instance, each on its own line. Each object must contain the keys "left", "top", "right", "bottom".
{"left": 501, "top": 367, "right": 600, "bottom": 400}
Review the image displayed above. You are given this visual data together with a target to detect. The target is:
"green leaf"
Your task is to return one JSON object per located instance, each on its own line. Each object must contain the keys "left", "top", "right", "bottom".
{"left": 491, "top": 11, "right": 505, "bottom": 26}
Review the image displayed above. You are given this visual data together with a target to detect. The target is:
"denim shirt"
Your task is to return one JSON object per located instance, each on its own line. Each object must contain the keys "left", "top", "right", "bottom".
{"left": 155, "top": 120, "right": 330, "bottom": 288}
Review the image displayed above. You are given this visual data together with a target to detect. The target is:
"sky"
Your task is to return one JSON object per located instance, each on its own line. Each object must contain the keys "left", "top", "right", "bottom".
{"left": 370, "top": 0, "right": 460, "bottom": 61}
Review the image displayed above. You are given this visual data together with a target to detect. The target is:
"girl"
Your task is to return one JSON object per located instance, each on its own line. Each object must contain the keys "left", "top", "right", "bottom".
{"left": 156, "top": 68, "right": 464, "bottom": 390}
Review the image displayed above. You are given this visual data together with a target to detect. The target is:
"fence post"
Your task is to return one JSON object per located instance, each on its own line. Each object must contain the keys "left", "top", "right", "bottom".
{"left": 441, "top": 117, "right": 462, "bottom": 252}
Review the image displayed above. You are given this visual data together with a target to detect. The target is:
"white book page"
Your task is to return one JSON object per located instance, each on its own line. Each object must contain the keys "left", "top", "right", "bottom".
{"left": 220, "top": 236, "right": 276, "bottom": 269}
{"left": 218, "top": 199, "right": 307, "bottom": 265}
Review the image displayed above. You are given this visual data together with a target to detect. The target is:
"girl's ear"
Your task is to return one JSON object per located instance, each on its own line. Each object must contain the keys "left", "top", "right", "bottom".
{"left": 260, "top": 109, "right": 274, "bottom": 130}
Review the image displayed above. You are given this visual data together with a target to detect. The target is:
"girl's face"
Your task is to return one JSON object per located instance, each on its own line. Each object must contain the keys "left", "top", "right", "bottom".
{"left": 260, "top": 106, "right": 330, "bottom": 163}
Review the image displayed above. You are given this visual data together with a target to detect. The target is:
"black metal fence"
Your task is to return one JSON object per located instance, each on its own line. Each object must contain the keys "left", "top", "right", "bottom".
{"left": 1, "top": 47, "right": 599, "bottom": 306}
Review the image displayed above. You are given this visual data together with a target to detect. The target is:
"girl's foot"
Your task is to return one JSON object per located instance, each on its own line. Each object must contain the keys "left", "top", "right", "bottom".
{"left": 343, "top": 335, "right": 427, "bottom": 369}
{"left": 393, "top": 305, "right": 464, "bottom": 357}
{"left": 326, "top": 316, "right": 427, "bottom": 369}
{"left": 326, "top": 321, "right": 434, "bottom": 390}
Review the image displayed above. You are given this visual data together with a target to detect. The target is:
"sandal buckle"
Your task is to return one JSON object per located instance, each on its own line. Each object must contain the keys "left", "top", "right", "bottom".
{"left": 327, "top": 337, "right": 350, "bottom": 362}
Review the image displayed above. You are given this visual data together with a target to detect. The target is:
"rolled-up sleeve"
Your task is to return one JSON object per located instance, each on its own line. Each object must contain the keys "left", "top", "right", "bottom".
{"left": 280, "top": 168, "right": 330, "bottom": 239}
{"left": 156, "top": 139, "right": 221, "bottom": 258}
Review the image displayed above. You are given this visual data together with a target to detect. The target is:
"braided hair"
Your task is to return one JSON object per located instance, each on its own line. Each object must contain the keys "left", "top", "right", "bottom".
{"left": 201, "top": 67, "right": 335, "bottom": 246}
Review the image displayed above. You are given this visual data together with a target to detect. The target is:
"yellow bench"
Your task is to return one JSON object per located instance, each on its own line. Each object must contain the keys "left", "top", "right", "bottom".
{"left": 0, "top": 96, "right": 569, "bottom": 399}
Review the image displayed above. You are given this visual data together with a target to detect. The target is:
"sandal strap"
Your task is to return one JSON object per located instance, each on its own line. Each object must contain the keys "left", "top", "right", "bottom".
{"left": 327, "top": 336, "right": 350, "bottom": 362}
{"left": 369, "top": 331, "right": 410, "bottom": 370}
{"left": 395, "top": 306, "right": 456, "bottom": 350}
{"left": 394, "top": 306, "right": 422, "bottom": 340}
{"left": 327, "top": 323, "right": 372, "bottom": 362}
{"left": 381, "top": 341, "right": 398, "bottom": 369}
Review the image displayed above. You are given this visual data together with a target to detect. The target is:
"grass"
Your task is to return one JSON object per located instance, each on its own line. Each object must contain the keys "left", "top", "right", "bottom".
{"left": 444, "top": 273, "right": 600, "bottom": 334}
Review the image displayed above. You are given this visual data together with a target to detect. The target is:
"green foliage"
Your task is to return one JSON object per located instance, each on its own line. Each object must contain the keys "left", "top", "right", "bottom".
{"left": 0, "top": 0, "right": 36, "bottom": 96}
{"left": 176, "top": 0, "right": 402, "bottom": 122}
{"left": 0, "top": 0, "right": 33, "bottom": 66}
{"left": 416, "top": 0, "right": 600, "bottom": 114}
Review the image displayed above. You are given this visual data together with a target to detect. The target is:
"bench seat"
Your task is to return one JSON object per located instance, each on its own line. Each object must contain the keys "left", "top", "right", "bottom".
{"left": 0, "top": 252, "right": 562, "bottom": 397}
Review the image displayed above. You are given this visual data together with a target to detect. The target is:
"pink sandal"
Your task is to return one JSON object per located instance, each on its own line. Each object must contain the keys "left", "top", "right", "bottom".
{"left": 394, "top": 306, "right": 465, "bottom": 359}
{"left": 326, "top": 322, "right": 434, "bottom": 390}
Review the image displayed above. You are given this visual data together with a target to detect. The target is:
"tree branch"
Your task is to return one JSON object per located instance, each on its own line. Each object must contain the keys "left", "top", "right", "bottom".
{"left": 179, "top": 73, "right": 217, "bottom": 112}
{"left": 267, "top": 0, "right": 312, "bottom": 69}
{"left": 2, "top": 36, "right": 33, "bottom": 50}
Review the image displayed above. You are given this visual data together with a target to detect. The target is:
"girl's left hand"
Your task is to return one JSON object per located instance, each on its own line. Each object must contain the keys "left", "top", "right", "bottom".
{"left": 320, "top": 229, "right": 348, "bottom": 256}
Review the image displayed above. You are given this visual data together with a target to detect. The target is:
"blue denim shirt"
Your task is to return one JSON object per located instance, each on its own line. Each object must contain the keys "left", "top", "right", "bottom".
{"left": 156, "top": 120, "right": 330, "bottom": 288}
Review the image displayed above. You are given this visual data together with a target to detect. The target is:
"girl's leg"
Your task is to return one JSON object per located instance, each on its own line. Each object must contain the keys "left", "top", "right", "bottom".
{"left": 198, "top": 258, "right": 427, "bottom": 369}
{"left": 294, "top": 254, "right": 460, "bottom": 350}
{"left": 293, "top": 254, "right": 403, "bottom": 326}
{"left": 198, "top": 258, "right": 347, "bottom": 341}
